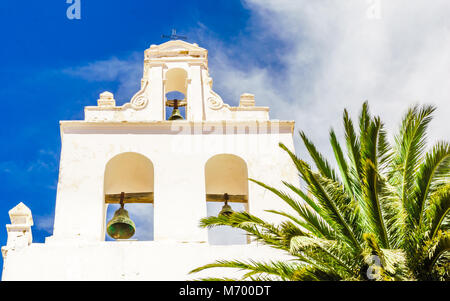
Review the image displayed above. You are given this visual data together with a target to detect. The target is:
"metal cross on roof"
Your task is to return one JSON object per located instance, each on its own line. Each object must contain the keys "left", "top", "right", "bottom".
{"left": 161, "top": 29, "right": 187, "bottom": 41}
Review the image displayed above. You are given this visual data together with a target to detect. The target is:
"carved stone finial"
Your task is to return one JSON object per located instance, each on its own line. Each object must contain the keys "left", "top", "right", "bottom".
{"left": 9, "top": 202, "right": 33, "bottom": 226}
{"left": 2, "top": 202, "right": 34, "bottom": 258}
{"left": 97, "top": 91, "right": 116, "bottom": 107}
{"left": 239, "top": 93, "right": 255, "bottom": 107}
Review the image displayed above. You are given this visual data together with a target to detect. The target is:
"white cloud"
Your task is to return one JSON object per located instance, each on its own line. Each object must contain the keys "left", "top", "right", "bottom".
{"left": 63, "top": 54, "right": 143, "bottom": 103}
{"left": 198, "top": 0, "right": 450, "bottom": 160}
{"left": 35, "top": 215, "right": 54, "bottom": 234}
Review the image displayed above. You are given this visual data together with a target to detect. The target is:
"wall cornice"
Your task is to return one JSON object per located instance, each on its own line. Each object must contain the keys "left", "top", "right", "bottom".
{"left": 60, "top": 120, "right": 295, "bottom": 135}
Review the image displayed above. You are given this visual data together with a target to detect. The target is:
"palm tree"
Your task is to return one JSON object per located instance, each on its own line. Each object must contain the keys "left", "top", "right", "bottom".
{"left": 191, "top": 102, "right": 449, "bottom": 281}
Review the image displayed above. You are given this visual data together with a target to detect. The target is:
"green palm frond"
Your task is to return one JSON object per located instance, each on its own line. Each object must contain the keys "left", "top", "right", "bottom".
{"left": 421, "top": 231, "right": 450, "bottom": 277}
{"left": 391, "top": 105, "right": 436, "bottom": 225}
{"left": 361, "top": 233, "right": 390, "bottom": 280}
{"left": 442, "top": 215, "right": 450, "bottom": 231}
{"left": 194, "top": 277, "right": 238, "bottom": 281}
{"left": 292, "top": 265, "right": 344, "bottom": 281}
{"left": 199, "top": 212, "right": 285, "bottom": 249}
{"left": 315, "top": 175, "right": 363, "bottom": 247}
{"left": 379, "top": 248, "right": 409, "bottom": 280}
{"left": 378, "top": 182, "right": 406, "bottom": 249}
{"left": 251, "top": 178, "right": 335, "bottom": 239}
{"left": 281, "top": 180, "right": 322, "bottom": 213}
{"left": 265, "top": 209, "right": 312, "bottom": 235}
{"left": 414, "top": 142, "right": 450, "bottom": 227}
{"left": 426, "top": 184, "right": 450, "bottom": 240}
{"left": 330, "top": 129, "right": 355, "bottom": 200}
{"left": 358, "top": 117, "right": 392, "bottom": 248}
{"left": 276, "top": 146, "right": 362, "bottom": 250}
{"left": 359, "top": 101, "right": 371, "bottom": 138}
{"left": 290, "top": 235, "right": 356, "bottom": 275}
{"left": 303, "top": 169, "right": 362, "bottom": 251}
{"left": 299, "top": 131, "right": 339, "bottom": 182}
{"left": 278, "top": 220, "right": 310, "bottom": 248}
{"left": 360, "top": 158, "right": 390, "bottom": 248}
{"left": 189, "top": 260, "right": 303, "bottom": 281}
{"left": 343, "top": 109, "right": 363, "bottom": 184}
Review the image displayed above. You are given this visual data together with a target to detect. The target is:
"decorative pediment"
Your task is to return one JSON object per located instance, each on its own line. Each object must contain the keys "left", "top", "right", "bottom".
{"left": 84, "top": 40, "right": 269, "bottom": 122}
{"left": 145, "top": 40, "right": 207, "bottom": 59}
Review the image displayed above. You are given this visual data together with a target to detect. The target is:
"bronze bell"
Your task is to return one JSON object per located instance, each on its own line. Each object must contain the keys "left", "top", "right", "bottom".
{"left": 167, "top": 99, "right": 185, "bottom": 120}
{"left": 219, "top": 203, "right": 233, "bottom": 217}
{"left": 218, "top": 193, "right": 234, "bottom": 217}
{"left": 169, "top": 108, "right": 184, "bottom": 120}
{"left": 107, "top": 192, "right": 136, "bottom": 239}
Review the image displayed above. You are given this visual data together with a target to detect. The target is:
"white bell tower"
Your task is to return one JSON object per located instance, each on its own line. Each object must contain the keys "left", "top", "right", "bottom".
{"left": 84, "top": 40, "right": 271, "bottom": 122}
{"left": 2, "top": 40, "right": 298, "bottom": 280}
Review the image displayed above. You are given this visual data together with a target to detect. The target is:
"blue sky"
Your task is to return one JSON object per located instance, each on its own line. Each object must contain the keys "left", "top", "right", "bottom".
{"left": 1, "top": 0, "right": 449, "bottom": 277}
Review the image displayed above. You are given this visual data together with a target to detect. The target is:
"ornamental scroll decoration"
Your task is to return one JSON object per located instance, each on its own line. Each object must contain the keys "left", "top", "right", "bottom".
{"left": 206, "top": 76, "right": 225, "bottom": 110}
{"left": 208, "top": 93, "right": 224, "bottom": 110}
{"left": 129, "top": 80, "right": 149, "bottom": 110}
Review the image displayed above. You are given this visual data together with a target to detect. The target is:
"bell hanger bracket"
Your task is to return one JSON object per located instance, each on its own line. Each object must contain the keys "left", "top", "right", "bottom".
{"left": 206, "top": 193, "right": 247, "bottom": 203}
{"left": 105, "top": 192, "right": 154, "bottom": 204}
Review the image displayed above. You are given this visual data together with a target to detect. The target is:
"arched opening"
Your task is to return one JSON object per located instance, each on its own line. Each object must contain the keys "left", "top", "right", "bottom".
{"left": 205, "top": 154, "right": 249, "bottom": 245}
{"left": 103, "top": 152, "right": 154, "bottom": 241}
{"left": 164, "top": 68, "right": 188, "bottom": 120}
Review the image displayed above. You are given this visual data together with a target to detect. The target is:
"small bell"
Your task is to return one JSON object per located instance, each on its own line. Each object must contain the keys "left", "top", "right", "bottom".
{"left": 106, "top": 192, "right": 136, "bottom": 239}
{"left": 169, "top": 107, "right": 184, "bottom": 120}
{"left": 166, "top": 99, "right": 185, "bottom": 120}
{"left": 218, "top": 193, "right": 234, "bottom": 217}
